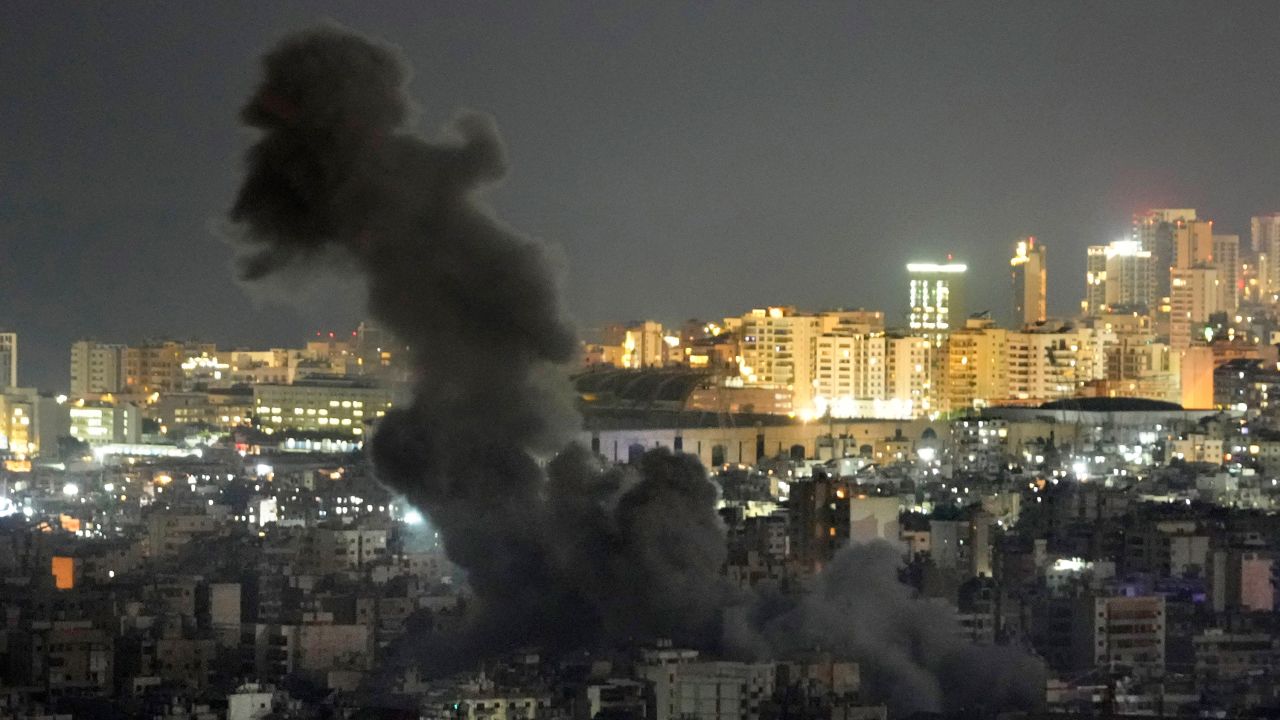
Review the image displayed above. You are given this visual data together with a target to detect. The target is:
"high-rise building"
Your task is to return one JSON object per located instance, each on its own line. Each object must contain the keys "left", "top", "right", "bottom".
{"left": 1134, "top": 209, "right": 1196, "bottom": 299}
{"left": 1006, "top": 324, "right": 1101, "bottom": 405}
{"left": 1102, "top": 240, "right": 1156, "bottom": 312}
{"left": 1010, "top": 237, "right": 1046, "bottom": 327}
{"left": 812, "top": 332, "right": 887, "bottom": 418}
{"left": 885, "top": 334, "right": 933, "bottom": 416}
{"left": 1084, "top": 245, "right": 1108, "bottom": 315}
{"left": 737, "top": 307, "right": 822, "bottom": 414}
{"left": 1212, "top": 234, "right": 1240, "bottom": 311}
{"left": 126, "top": 340, "right": 217, "bottom": 395}
{"left": 1251, "top": 214, "right": 1280, "bottom": 300}
{"left": 1251, "top": 213, "right": 1280, "bottom": 253}
{"left": 0, "top": 332, "right": 16, "bottom": 388}
{"left": 1084, "top": 595, "right": 1166, "bottom": 672}
{"left": 945, "top": 317, "right": 1008, "bottom": 411}
{"left": 1170, "top": 266, "right": 1221, "bottom": 350}
{"left": 70, "top": 340, "right": 128, "bottom": 396}
{"left": 1173, "top": 218, "right": 1214, "bottom": 269}
{"left": 907, "top": 261, "right": 967, "bottom": 342}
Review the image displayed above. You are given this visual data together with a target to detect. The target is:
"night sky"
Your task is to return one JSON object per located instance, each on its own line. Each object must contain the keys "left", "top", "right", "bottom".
{"left": 4, "top": 1, "right": 1280, "bottom": 391}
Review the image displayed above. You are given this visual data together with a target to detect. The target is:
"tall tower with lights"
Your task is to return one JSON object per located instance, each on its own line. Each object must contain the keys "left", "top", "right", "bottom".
{"left": 1010, "top": 237, "right": 1046, "bottom": 327}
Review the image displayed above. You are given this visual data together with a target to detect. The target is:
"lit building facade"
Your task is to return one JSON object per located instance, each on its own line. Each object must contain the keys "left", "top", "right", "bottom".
{"left": 1180, "top": 345, "right": 1215, "bottom": 409}
{"left": 737, "top": 307, "right": 821, "bottom": 414}
{"left": 907, "top": 262, "right": 966, "bottom": 342}
{"left": 252, "top": 381, "right": 392, "bottom": 437}
{"left": 1103, "top": 240, "right": 1156, "bottom": 312}
{"left": 126, "top": 340, "right": 218, "bottom": 394}
{"left": 602, "top": 320, "right": 667, "bottom": 369}
{"left": 945, "top": 317, "right": 1008, "bottom": 411}
{"left": 70, "top": 340, "right": 128, "bottom": 396}
{"left": 1006, "top": 326, "right": 1102, "bottom": 405}
{"left": 1169, "top": 266, "right": 1221, "bottom": 350}
{"left": 1010, "top": 237, "right": 1047, "bottom": 326}
{"left": 885, "top": 334, "right": 933, "bottom": 416}
{"left": 812, "top": 332, "right": 887, "bottom": 418}
{"left": 0, "top": 388, "right": 68, "bottom": 457}
{"left": 1172, "top": 218, "right": 1214, "bottom": 269}
{"left": 68, "top": 401, "right": 139, "bottom": 445}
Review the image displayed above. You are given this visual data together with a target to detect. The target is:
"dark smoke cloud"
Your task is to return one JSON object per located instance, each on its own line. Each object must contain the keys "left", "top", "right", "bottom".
{"left": 231, "top": 25, "right": 1043, "bottom": 716}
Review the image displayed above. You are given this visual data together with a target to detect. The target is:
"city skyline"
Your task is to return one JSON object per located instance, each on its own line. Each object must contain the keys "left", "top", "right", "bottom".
{"left": 6, "top": 2, "right": 1280, "bottom": 389}
{"left": 7, "top": 10, "right": 1280, "bottom": 718}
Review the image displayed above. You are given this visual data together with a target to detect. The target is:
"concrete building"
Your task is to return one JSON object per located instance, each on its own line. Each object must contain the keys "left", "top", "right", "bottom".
{"left": 1193, "top": 630, "right": 1278, "bottom": 681}
{"left": 737, "top": 307, "right": 822, "bottom": 415}
{"left": 638, "top": 654, "right": 774, "bottom": 720}
{"left": 1179, "top": 345, "right": 1215, "bottom": 409}
{"left": 602, "top": 320, "right": 668, "bottom": 369}
{"left": 310, "top": 527, "right": 389, "bottom": 571}
{"left": 228, "top": 683, "right": 278, "bottom": 720}
{"left": 945, "top": 317, "right": 1008, "bottom": 411}
{"left": 849, "top": 495, "right": 900, "bottom": 546}
{"left": 68, "top": 401, "right": 138, "bottom": 445}
{"left": 0, "top": 332, "right": 16, "bottom": 388}
{"left": 1134, "top": 208, "right": 1196, "bottom": 298}
{"left": 812, "top": 332, "right": 887, "bottom": 419}
{"left": 884, "top": 334, "right": 933, "bottom": 417}
{"left": 907, "top": 262, "right": 966, "bottom": 342}
{"left": 1172, "top": 218, "right": 1215, "bottom": 269}
{"left": 1103, "top": 240, "right": 1157, "bottom": 312}
{"left": 1084, "top": 245, "right": 1108, "bottom": 315}
{"left": 69, "top": 340, "right": 128, "bottom": 396}
{"left": 1010, "top": 236, "right": 1047, "bottom": 326}
{"left": 1006, "top": 325, "right": 1100, "bottom": 405}
{"left": 1252, "top": 213, "right": 1280, "bottom": 298}
{"left": 1212, "top": 233, "right": 1240, "bottom": 311}
{"left": 1081, "top": 595, "right": 1165, "bottom": 673}
{"left": 253, "top": 380, "right": 392, "bottom": 438}
{"left": 1169, "top": 266, "right": 1220, "bottom": 350}
{"left": 126, "top": 340, "right": 218, "bottom": 394}
{"left": 0, "top": 388, "right": 68, "bottom": 457}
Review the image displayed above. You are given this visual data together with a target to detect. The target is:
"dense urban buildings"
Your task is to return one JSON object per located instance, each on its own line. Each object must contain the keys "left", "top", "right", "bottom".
{"left": 4, "top": 206, "right": 1280, "bottom": 717}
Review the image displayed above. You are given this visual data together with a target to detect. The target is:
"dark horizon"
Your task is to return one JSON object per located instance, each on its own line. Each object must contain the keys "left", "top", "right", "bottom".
{"left": 5, "top": 1, "right": 1280, "bottom": 390}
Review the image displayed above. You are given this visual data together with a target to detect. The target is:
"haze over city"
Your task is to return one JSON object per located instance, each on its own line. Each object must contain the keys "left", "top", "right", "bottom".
{"left": 6, "top": 2, "right": 1280, "bottom": 389}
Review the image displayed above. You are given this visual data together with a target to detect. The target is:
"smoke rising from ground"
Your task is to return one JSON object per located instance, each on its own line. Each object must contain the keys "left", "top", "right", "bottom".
{"left": 231, "top": 25, "right": 1043, "bottom": 716}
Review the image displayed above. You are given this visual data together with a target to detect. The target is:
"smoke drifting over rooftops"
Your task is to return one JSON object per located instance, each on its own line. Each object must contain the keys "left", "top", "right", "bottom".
{"left": 230, "top": 24, "right": 1043, "bottom": 715}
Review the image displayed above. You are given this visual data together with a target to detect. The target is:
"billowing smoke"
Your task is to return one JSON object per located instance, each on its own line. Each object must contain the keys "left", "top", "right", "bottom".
{"left": 231, "top": 25, "right": 1043, "bottom": 716}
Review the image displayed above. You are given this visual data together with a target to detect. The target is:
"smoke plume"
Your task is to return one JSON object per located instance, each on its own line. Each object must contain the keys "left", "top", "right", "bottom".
{"left": 231, "top": 25, "right": 1043, "bottom": 716}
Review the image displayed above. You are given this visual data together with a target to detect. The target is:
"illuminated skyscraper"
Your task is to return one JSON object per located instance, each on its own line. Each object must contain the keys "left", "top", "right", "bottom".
{"left": 1103, "top": 240, "right": 1156, "bottom": 312}
{"left": 907, "top": 261, "right": 967, "bottom": 343}
{"left": 1010, "top": 237, "right": 1046, "bottom": 326}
